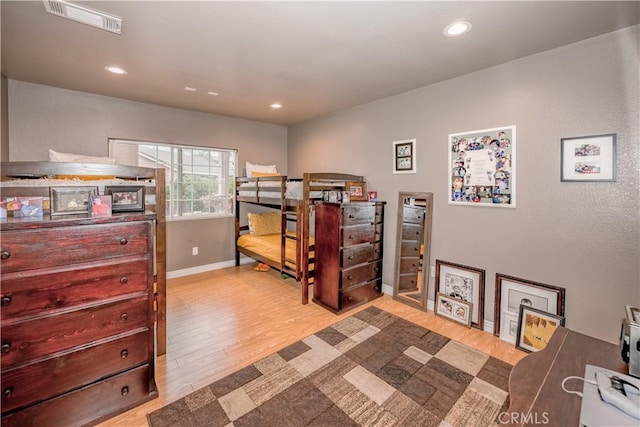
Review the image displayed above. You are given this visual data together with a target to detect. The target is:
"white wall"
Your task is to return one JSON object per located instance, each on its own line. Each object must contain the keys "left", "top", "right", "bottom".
{"left": 7, "top": 81, "right": 288, "bottom": 271}
{"left": 288, "top": 26, "right": 640, "bottom": 343}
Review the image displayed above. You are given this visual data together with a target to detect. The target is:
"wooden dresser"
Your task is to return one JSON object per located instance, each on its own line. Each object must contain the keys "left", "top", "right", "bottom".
{"left": 313, "top": 202, "right": 385, "bottom": 314}
{"left": 397, "top": 203, "right": 425, "bottom": 293}
{"left": 0, "top": 214, "right": 158, "bottom": 426}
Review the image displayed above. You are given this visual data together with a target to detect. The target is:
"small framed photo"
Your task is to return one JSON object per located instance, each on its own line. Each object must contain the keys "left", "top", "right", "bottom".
{"left": 104, "top": 186, "right": 145, "bottom": 212}
{"left": 13, "top": 197, "right": 44, "bottom": 218}
{"left": 89, "top": 195, "right": 112, "bottom": 217}
{"left": 341, "top": 191, "right": 351, "bottom": 203}
{"left": 516, "top": 305, "right": 565, "bottom": 353}
{"left": 393, "top": 138, "right": 417, "bottom": 174}
{"left": 50, "top": 187, "right": 98, "bottom": 215}
{"left": 435, "top": 293, "right": 473, "bottom": 327}
{"left": 561, "top": 133, "right": 616, "bottom": 182}
{"left": 494, "top": 273, "right": 565, "bottom": 344}
{"left": 436, "top": 260, "right": 485, "bottom": 329}
{"left": 367, "top": 191, "right": 378, "bottom": 202}
{"left": 346, "top": 181, "right": 368, "bottom": 201}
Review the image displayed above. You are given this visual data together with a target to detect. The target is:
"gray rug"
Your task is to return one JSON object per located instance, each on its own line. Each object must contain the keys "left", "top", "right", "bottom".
{"left": 147, "top": 307, "right": 511, "bottom": 426}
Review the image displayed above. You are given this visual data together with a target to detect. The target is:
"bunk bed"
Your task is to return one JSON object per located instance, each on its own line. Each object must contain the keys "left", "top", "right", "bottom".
{"left": 235, "top": 172, "right": 365, "bottom": 304}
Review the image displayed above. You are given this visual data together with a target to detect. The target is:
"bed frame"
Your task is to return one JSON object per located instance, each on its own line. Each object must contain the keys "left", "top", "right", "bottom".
{"left": 0, "top": 161, "right": 168, "bottom": 356}
{"left": 235, "top": 172, "right": 365, "bottom": 304}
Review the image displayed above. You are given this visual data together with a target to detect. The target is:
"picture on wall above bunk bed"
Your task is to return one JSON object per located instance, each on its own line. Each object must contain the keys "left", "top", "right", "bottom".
{"left": 234, "top": 165, "right": 367, "bottom": 304}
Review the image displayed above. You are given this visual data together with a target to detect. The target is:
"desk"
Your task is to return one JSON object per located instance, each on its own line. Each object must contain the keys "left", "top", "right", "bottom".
{"left": 506, "top": 327, "right": 626, "bottom": 426}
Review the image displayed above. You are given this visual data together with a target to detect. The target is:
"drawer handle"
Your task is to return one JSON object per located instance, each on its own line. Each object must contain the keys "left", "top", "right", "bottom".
{"left": 349, "top": 235, "right": 355, "bottom": 240}
{"left": 347, "top": 296, "right": 353, "bottom": 302}
{"left": 121, "top": 386, "right": 129, "bottom": 396}
{"left": 2, "top": 387, "right": 13, "bottom": 399}
{"left": 374, "top": 285, "right": 381, "bottom": 292}
{"left": 120, "top": 238, "right": 128, "bottom": 245}
{"left": 121, "top": 349, "right": 129, "bottom": 359}
{"left": 1, "top": 343, "right": 10, "bottom": 353}
{"left": 414, "top": 247, "right": 419, "bottom": 251}
{"left": 0, "top": 250, "right": 10, "bottom": 260}
{"left": 348, "top": 214, "right": 355, "bottom": 219}
{"left": 415, "top": 231, "right": 420, "bottom": 235}
{"left": 1, "top": 296, "right": 12, "bottom": 306}
{"left": 348, "top": 256, "right": 354, "bottom": 260}
{"left": 411, "top": 280, "right": 416, "bottom": 284}
{"left": 347, "top": 275, "right": 353, "bottom": 280}
{"left": 375, "top": 248, "right": 380, "bottom": 253}
{"left": 120, "top": 276, "right": 129, "bottom": 284}
{"left": 374, "top": 267, "right": 380, "bottom": 272}
{"left": 121, "top": 313, "right": 129, "bottom": 321}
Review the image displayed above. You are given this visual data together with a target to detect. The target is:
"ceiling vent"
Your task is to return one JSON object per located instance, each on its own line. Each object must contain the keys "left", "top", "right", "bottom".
{"left": 43, "top": 0, "right": 122, "bottom": 35}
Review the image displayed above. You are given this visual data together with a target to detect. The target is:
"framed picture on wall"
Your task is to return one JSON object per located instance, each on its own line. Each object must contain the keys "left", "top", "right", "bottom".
{"left": 494, "top": 273, "right": 565, "bottom": 344}
{"left": 448, "top": 126, "right": 515, "bottom": 207}
{"left": 560, "top": 133, "right": 616, "bottom": 182}
{"left": 435, "top": 259, "right": 485, "bottom": 330}
{"left": 393, "top": 139, "right": 417, "bottom": 174}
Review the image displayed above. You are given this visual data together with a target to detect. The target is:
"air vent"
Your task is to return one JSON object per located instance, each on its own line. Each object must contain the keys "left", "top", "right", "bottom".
{"left": 43, "top": 0, "right": 122, "bottom": 35}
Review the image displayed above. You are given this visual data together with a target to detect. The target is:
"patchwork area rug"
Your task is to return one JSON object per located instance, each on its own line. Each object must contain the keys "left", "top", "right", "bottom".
{"left": 148, "top": 307, "right": 512, "bottom": 427}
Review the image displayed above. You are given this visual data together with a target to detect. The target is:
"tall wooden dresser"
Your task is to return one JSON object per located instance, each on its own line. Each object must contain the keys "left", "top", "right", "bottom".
{"left": 313, "top": 202, "right": 385, "bottom": 313}
{"left": 0, "top": 214, "right": 158, "bottom": 426}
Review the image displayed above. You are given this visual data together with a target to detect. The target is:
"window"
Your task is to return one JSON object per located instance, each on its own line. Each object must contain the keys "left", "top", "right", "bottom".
{"left": 109, "top": 139, "right": 236, "bottom": 219}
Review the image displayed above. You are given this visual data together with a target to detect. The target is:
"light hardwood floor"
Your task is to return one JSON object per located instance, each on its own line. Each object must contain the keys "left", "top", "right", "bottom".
{"left": 99, "top": 264, "right": 527, "bottom": 426}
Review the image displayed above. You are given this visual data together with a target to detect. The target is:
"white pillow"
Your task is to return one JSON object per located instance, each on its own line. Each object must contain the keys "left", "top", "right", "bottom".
{"left": 49, "top": 149, "right": 116, "bottom": 165}
{"left": 246, "top": 162, "right": 277, "bottom": 178}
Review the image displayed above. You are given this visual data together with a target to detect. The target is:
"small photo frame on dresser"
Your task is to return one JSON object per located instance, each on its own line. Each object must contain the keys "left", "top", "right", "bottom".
{"left": 88, "top": 195, "right": 112, "bottom": 217}
{"left": 104, "top": 186, "right": 145, "bottom": 212}
{"left": 346, "top": 181, "right": 368, "bottom": 201}
{"left": 435, "top": 292, "right": 473, "bottom": 328}
{"left": 50, "top": 186, "right": 98, "bottom": 215}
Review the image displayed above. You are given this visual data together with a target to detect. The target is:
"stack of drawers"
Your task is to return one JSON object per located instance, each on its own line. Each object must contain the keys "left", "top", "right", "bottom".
{"left": 0, "top": 215, "right": 157, "bottom": 426}
{"left": 313, "top": 202, "right": 385, "bottom": 313}
{"left": 397, "top": 204, "right": 425, "bottom": 292}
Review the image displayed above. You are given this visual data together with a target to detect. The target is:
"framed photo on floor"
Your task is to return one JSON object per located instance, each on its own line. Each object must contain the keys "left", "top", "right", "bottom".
{"left": 435, "top": 292, "right": 473, "bottom": 328}
{"left": 435, "top": 259, "right": 485, "bottom": 329}
{"left": 516, "top": 305, "right": 565, "bottom": 353}
{"left": 494, "top": 273, "right": 565, "bottom": 344}
{"left": 561, "top": 133, "right": 616, "bottom": 182}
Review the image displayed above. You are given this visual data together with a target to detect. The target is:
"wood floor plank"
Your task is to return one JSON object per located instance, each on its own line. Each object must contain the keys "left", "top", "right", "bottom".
{"left": 97, "top": 263, "right": 526, "bottom": 427}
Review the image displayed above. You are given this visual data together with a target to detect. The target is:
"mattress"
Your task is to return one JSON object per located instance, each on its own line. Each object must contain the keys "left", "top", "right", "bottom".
{"left": 237, "top": 231, "right": 314, "bottom": 267}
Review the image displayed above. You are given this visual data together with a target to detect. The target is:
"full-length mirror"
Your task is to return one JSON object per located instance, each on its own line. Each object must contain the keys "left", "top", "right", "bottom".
{"left": 393, "top": 192, "right": 434, "bottom": 310}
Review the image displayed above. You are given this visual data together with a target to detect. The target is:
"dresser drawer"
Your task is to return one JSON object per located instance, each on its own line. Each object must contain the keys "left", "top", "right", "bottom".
{"left": 0, "top": 222, "right": 150, "bottom": 274}
{"left": 402, "top": 206, "right": 425, "bottom": 224}
{"left": 399, "top": 273, "right": 420, "bottom": 292}
{"left": 341, "top": 261, "right": 382, "bottom": 291}
{"left": 1, "top": 296, "right": 149, "bottom": 369}
{"left": 0, "top": 364, "right": 155, "bottom": 427}
{"left": 342, "top": 205, "right": 375, "bottom": 226}
{"left": 341, "top": 279, "right": 382, "bottom": 312}
{"left": 400, "top": 240, "right": 421, "bottom": 257}
{"left": 401, "top": 223, "right": 422, "bottom": 241}
{"left": 400, "top": 257, "right": 421, "bottom": 274}
{"left": 1, "top": 257, "right": 150, "bottom": 320}
{"left": 1, "top": 331, "right": 149, "bottom": 413}
{"left": 341, "top": 242, "right": 382, "bottom": 269}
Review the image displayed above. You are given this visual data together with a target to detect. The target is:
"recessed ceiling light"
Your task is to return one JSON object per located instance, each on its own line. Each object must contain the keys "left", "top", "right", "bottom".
{"left": 270, "top": 103, "right": 283, "bottom": 109}
{"left": 104, "top": 65, "right": 127, "bottom": 75}
{"left": 207, "top": 91, "right": 219, "bottom": 96}
{"left": 443, "top": 21, "right": 472, "bottom": 37}
{"left": 184, "top": 86, "right": 196, "bottom": 92}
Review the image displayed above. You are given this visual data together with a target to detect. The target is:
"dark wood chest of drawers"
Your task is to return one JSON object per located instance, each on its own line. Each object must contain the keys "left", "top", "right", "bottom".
{"left": 0, "top": 214, "right": 158, "bottom": 427}
{"left": 313, "top": 202, "right": 385, "bottom": 313}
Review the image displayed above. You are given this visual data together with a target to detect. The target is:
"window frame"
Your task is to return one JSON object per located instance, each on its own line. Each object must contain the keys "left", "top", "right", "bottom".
{"left": 108, "top": 138, "right": 237, "bottom": 221}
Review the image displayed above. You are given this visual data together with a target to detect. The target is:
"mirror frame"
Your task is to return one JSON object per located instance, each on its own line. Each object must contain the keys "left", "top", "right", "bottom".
{"left": 392, "top": 191, "right": 434, "bottom": 311}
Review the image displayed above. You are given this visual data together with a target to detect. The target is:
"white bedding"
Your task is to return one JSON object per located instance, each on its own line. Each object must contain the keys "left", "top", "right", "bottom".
{"left": 238, "top": 180, "right": 327, "bottom": 200}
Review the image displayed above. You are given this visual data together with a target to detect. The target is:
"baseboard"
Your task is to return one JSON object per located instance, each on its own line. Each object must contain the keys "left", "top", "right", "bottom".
{"left": 167, "top": 256, "right": 253, "bottom": 279}
{"left": 381, "top": 283, "right": 393, "bottom": 295}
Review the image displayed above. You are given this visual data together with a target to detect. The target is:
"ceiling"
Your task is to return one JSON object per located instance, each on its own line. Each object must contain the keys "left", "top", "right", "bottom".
{"left": 2, "top": 1, "right": 638, "bottom": 126}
